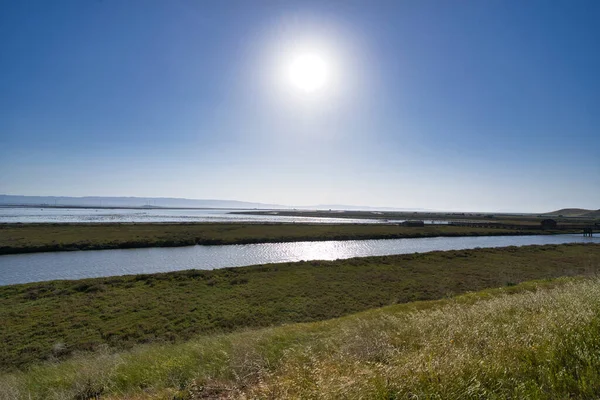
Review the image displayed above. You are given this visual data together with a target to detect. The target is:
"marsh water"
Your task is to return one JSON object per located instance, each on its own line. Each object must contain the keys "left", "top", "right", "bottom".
{"left": 0, "top": 234, "right": 597, "bottom": 285}
{"left": 0, "top": 207, "right": 450, "bottom": 225}
{"left": 0, "top": 207, "right": 369, "bottom": 224}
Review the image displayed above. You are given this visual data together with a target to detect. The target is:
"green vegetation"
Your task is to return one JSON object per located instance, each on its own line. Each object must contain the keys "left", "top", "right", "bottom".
{"left": 0, "top": 222, "right": 540, "bottom": 255}
{"left": 3, "top": 276, "right": 600, "bottom": 399}
{"left": 1, "top": 243, "right": 599, "bottom": 372}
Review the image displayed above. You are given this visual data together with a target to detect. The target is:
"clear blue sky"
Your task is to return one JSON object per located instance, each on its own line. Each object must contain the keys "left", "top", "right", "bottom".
{"left": 1, "top": 0, "right": 598, "bottom": 212}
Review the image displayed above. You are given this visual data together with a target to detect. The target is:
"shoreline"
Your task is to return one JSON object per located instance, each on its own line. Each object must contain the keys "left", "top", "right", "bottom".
{"left": 0, "top": 222, "right": 566, "bottom": 255}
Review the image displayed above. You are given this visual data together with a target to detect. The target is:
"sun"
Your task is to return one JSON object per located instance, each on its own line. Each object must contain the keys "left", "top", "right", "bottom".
{"left": 288, "top": 53, "right": 329, "bottom": 93}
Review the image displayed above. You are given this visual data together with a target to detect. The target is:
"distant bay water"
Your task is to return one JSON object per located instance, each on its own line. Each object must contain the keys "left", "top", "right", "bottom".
{"left": 0, "top": 207, "right": 374, "bottom": 224}
{"left": 0, "top": 207, "right": 446, "bottom": 225}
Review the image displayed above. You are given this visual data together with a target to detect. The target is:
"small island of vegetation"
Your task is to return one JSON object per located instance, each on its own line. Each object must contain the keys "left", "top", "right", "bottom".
{"left": 0, "top": 219, "right": 579, "bottom": 255}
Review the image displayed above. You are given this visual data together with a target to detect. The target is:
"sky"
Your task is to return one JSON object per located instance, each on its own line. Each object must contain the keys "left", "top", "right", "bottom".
{"left": 1, "top": 0, "right": 599, "bottom": 212}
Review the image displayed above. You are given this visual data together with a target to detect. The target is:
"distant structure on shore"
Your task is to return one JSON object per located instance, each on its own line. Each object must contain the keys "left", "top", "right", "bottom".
{"left": 402, "top": 220, "right": 425, "bottom": 227}
{"left": 541, "top": 219, "right": 557, "bottom": 229}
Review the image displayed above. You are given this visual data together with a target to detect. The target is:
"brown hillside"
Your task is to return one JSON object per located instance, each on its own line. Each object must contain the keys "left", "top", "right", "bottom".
{"left": 583, "top": 209, "right": 600, "bottom": 218}
{"left": 544, "top": 208, "right": 594, "bottom": 217}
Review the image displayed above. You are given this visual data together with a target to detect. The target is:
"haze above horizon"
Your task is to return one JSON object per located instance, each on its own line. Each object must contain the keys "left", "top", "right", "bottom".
{"left": 1, "top": 1, "right": 599, "bottom": 213}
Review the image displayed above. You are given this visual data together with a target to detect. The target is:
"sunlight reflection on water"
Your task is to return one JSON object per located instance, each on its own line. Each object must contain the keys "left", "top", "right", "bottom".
{"left": 0, "top": 207, "right": 384, "bottom": 224}
{"left": 0, "top": 234, "right": 598, "bottom": 285}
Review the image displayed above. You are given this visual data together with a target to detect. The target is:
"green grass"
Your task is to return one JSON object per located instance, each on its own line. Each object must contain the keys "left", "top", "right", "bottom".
{"left": 0, "top": 222, "right": 542, "bottom": 255}
{"left": 3, "top": 276, "right": 600, "bottom": 399}
{"left": 1, "top": 243, "right": 599, "bottom": 372}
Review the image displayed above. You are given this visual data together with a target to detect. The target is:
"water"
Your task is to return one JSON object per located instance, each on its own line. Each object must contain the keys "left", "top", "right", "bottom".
{"left": 0, "top": 234, "right": 597, "bottom": 286}
{"left": 0, "top": 207, "right": 387, "bottom": 224}
{"left": 0, "top": 207, "right": 449, "bottom": 225}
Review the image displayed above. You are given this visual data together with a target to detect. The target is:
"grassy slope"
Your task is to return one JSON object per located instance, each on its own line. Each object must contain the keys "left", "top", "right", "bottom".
{"left": 1, "top": 243, "right": 599, "bottom": 371}
{"left": 544, "top": 208, "right": 595, "bottom": 217}
{"left": 3, "top": 277, "right": 600, "bottom": 399}
{"left": 0, "top": 223, "right": 540, "bottom": 255}
{"left": 584, "top": 209, "right": 600, "bottom": 218}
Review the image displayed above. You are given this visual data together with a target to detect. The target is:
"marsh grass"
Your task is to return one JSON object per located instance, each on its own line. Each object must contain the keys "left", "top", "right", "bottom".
{"left": 0, "top": 222, "right": 540, "bottom": 255}
{"left": 3, "top": 277, "right": 600, "bottom": 399}
{"left": 2, "top": 244, "right": 600, "bottom": 371}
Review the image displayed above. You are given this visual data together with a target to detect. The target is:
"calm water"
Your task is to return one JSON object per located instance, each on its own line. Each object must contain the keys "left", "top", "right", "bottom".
{"left": 0, "top": 207, "right": 387, "bottom": 224}
{"left": 0, "top": 234, "right": 597, "bottom": 285}
{"left": 0, "top": 207, "right": 449, "bottom": 225}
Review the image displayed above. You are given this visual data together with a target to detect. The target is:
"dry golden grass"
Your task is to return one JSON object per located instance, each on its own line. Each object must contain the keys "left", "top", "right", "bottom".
{"left": 2, "top": 276, "right": 600, "bottom": 399}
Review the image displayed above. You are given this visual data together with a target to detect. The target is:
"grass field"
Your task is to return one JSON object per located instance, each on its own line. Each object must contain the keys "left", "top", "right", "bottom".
{"left": 0, "top": 222, "right": 542, "bottom": 255}
{"left": 1, "top": 243, "right": 599, "bottom": 372}
{"left": 2, "top": 276, "right": 600, "bottom": 399}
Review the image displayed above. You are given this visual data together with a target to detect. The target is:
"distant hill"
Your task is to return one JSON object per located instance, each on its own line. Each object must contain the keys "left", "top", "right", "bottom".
{"left": 544, "top": 208, "right": 598, "bottom": 217}
{"left": 0, "top": 195, "right": 286, "bottom": 210}
{"left": 583, "top": 210, "right": 600, "bottom": 218}
{"left": 0, "top": 195, "right": 419, "bottom": 212}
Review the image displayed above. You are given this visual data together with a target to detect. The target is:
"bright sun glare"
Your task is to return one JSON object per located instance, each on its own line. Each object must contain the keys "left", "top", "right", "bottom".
{"left": 288, "top": 53, "right": 329, "bottom": 93}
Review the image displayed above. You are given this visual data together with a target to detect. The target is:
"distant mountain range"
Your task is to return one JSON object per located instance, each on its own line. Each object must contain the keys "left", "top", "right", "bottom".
{"left": 544, "top": 208, "right": 600, "bottom": 218}
{"left": 0, "top": 195, "right": 423, "bottom": 212}
{"left": 0, "top": 195, "right": 283, "bottom": 209}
